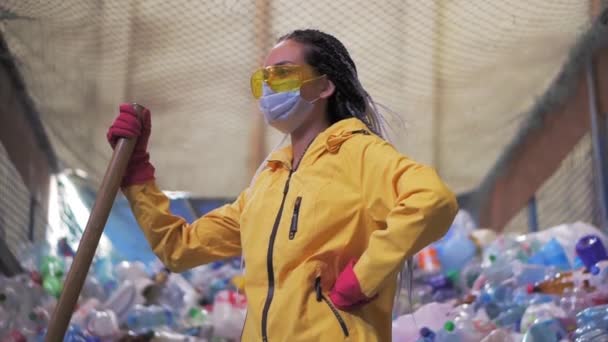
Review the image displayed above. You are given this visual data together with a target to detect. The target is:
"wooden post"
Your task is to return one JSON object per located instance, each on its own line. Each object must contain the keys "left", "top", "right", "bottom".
{"left": 45, "top": 104, "right": 143, "bottom": 340}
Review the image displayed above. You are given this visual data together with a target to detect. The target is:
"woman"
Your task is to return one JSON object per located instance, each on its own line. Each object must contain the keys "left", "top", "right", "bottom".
{"left": 107, "top": 29, "right": 458, "bottom": 342}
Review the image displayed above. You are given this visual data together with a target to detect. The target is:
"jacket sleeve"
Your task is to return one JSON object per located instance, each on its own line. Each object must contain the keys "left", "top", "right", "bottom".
{"left": 123, "top": 182, "right": 243, "bottom": 272}
{"left": 352, "top": 139, "right": 458, "bottom": 298}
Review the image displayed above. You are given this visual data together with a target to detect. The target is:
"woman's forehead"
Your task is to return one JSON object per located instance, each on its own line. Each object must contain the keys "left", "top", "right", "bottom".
{"left": 263, "top": 39, "right": 307, "bottom": 67}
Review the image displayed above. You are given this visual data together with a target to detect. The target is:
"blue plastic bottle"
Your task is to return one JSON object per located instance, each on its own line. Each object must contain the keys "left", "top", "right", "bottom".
{"left": 437, "top": 233, "right": 476, "bottom": 274}
{"left": 528, "top": 238, "right": 571, "bottom": 270}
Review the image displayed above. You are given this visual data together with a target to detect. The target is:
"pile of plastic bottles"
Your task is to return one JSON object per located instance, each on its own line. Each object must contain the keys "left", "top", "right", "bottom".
{"left": 3, "top": 211, "right": 608, "bottom": 341}
{"left": 392, "top": 213, "right": 608, "bottom": 342}
{"left": 0, "top": 238, "right": 247, "bottom": 341}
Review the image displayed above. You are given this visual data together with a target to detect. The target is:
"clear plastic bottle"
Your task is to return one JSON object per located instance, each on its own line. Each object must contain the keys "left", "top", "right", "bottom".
{"left": 522, "top": 318, "right": 568, "bottom": 341}
{"left": 559, "top": 287, "right": 589, "bottom": 317}
{"left": 86, "top": 309, "right": 119, "bottom": 339}
{"left": 435, "top": 321, "right": 463, "bottom": 342}
{"left": 572, "top": 305, "right": 608, "bottom": 340}
{"left": 126, "top": 305, "right": 175, "bottom": 333}
{"left": 493, "top": 305, "right": 525, "bottom": 331}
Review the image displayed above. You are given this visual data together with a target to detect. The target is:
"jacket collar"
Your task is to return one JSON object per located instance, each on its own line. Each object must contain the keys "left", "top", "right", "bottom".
{"left": 267, "top": 118, "right": 371, "bottom": 170}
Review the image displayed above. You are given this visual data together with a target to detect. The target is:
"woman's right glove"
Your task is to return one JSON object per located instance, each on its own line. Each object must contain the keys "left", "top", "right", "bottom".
{"left": 106, "top": 103, "right": 155, "bottom": 187}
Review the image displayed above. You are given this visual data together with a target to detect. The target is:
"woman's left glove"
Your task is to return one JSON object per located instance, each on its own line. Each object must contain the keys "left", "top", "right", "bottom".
{"left": 329, "top": 259, "right": 373, "bottom": 310}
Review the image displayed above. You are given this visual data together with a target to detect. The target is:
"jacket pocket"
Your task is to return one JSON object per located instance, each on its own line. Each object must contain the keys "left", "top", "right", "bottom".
{"left": 289, "top": 196, "right": 302, "bottom": 240}
{"left": 315, "top": 276, "right": 349, "bottom": 337}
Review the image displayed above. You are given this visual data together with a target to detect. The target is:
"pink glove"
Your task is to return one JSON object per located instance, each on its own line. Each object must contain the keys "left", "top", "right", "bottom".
{"left": 106, "top": 103, "right": 155, "bottom": 187}
{"left": 329, "top": 259, "right": 373, "bottom": 310}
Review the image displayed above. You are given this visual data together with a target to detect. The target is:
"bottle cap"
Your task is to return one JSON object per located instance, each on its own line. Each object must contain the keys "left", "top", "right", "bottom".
{"left": 576, "top": 235, "right": 608, "bottom": 271}
{"left": 489, "top": 255, "right": 497, "bottom": 263}
{"left": 526, "top": 284, "right": 535, "bottom": 294}
{"left": 444, "top": 321, "right": 455, "bottom": 332}
{"left": 446, "top": 270, "right": 459, "bottom": 284}
{"left": 420, "top": 327, "right": 432, "bottom": 337}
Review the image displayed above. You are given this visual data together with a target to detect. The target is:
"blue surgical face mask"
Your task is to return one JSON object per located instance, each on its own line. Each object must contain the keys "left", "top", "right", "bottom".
{"left": 258, "top": 83, "right": 319, "bottom": 134}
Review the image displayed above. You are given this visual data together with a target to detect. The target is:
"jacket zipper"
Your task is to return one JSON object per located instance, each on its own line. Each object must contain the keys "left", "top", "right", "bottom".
{"left": 261, "top": 169, "right": 293, "bottom": 342}
{"left": 315, "top": 277, "right": 350, "bottom": 337}
{"left": 289, "top": 197, "right": 302, "bottom": 240}
{"left": 350, "top": 129, "right": 370, "bottom": 135}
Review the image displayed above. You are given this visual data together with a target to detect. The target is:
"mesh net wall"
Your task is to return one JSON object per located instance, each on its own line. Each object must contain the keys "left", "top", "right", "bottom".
{"left": 0, "top": 141, "right": 47, "bottom": 259}
{"left": 504, "top": 133, "right": 602, "bottom": 233}
{"left": 0, "top": 1, "right": 594, "bottom": 198}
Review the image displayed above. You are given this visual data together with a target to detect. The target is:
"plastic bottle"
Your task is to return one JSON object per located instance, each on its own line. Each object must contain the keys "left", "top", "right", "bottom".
{"left": 86, "top": 309, "right": 120, "bottom": 339}
{"left": 417, "top": 247, "right": 442, "bottom": 274}
{"left": 459, "top": 260, "right": 482, "bottom": 291}
{"left": 493, "top": 305, "right": 525, "bottom": 331}
{"left": 425, "top": 273, "right": 458, "bottom": 303}
{"left": 114, "top": 261, "right": 149, "bottom": 283}
{"left": 559, "top": 287, "right": 590, "bottom": 317}
{"left": 528, "top": 271, "right": 574, "bottom": 295}
{"left": 39, "top": 256, "right": 65, "bottom": 298}
{"left": 520, "top": 302, "right": 567, "bottom": 334}
{"left": 575, "top": 234, "right": 608, "bottom": 271}
{"left": 512, "top": 261, "right": 555, "bottom": 286}
{"left": 81, "top": 276, "right": 106, "bottom": 302}
{"left": 36, "top": 325, "right": 101, "bottom": 342}
{"left": 210, "top": 290, "right": 247, "bottom": 340}
{"left": 437, "top": 233, "right": 476, "bottom": 274}
{"left": 435, "top": 321, "right": 463, "bottom": 342}
{"left": 126, "top": 305, "right": 175, "bottom": 333}
{"left": 71, "top": 298, "right": 100, "bottom": 327}
{"left": 480, "top": 329, "right": 516, "bottom": 342}
{"left": 392, "top": 301, "right": 454, "bottom": 341}
{"left": 527, "top": 238, "right": 571, "bottom": 271}
{"left": 482, "top": 255, "right": 514, "bottom": 285}
{"left": 184, "top": 307, "right": 209, "bottom": 327}
{"left": 15, "top": 307, "right": 49, "bottom": 337}
{"left": 102, "top": 278, "right": 151, "bottom": 323}
{"left": 452, "top": 310, "right": 492, "bottom": 341}
{"left": 159, "top": 273, "right": 198, "bottom": 317}
{"left": 572, "top": 305, "right": 608, "bottom": 340}
{"left": 522, "top": 318, "right": 568, "bottom": 342}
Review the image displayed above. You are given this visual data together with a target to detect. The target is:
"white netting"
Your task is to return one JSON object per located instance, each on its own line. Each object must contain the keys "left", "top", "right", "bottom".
{"left": 0, "top": 1, "right": 593, "bottom": 197}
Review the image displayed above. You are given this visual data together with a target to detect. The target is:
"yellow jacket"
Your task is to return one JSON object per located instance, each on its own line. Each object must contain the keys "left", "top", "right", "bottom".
{"left": 124, "top": 118, "right": 458, "bottom": 341}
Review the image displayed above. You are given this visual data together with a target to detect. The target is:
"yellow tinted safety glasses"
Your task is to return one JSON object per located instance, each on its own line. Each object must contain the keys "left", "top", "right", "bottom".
{"left": 250, "top": 64, "right": 323, "bottom": 99}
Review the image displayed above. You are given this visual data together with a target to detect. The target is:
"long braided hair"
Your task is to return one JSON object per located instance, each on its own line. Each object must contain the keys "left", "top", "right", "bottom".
{"left": 278, "top": 29, "right": 412, "bottom": 317}
{"left": 278, "top": 29, "right": 388, "bottom": 138}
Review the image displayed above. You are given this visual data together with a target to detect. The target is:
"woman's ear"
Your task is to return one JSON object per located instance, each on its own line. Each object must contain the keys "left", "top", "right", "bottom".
{"left": 319, "top": 77, "right": 335, "bottom": 99}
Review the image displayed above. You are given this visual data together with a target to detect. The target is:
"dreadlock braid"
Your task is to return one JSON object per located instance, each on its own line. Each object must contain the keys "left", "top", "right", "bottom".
{"left": 278, "top": 29, "right": 384, "bottom": 136}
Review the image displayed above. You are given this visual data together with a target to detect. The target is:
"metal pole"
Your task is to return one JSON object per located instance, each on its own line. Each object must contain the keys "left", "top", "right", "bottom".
{"left": 586, "top": 59, "right": 608, "bottom": 231}
{"left": 527, "top": 196, "right": 539, "bottom": 233}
